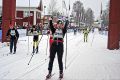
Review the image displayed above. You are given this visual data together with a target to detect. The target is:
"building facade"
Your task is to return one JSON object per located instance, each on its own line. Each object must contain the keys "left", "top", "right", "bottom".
{"left": 16, "top": 7, "right": 42, "bottom": 27}
{"left": 0, "top": 6, "right": 42, "bottom": 28}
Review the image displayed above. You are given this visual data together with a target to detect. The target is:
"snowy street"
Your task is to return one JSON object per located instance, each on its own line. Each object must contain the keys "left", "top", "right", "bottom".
{"left": 0, "top": 30, "right": 120, "bottom": 80}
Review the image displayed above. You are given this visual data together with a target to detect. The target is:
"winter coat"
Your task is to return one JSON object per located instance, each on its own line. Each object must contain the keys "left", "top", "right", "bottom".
{"left": 6, "top": 28, "right": 19, "bottom": 40}
{"left": 49, "top": 19, "right": 69, "bottom": 42}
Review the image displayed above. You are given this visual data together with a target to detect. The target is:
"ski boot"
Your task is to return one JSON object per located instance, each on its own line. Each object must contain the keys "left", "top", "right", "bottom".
{"left": 9, "top": 52, "right": 12, "bottom": 54}
{"left": 59, "top": 73, "right": 63, "bottom": 79}
{"left": 46, "top": 73, "right": 51, "bottom": 80}
{"left": 13, "top": 52, "right": 16, "bottom": 54}
{"left": 32, "top": 46, "right": 35, "bottom": 54}
{"left": 36, "top": 51, "right": 38, "bottom": 54}
{"left": 36, "top": 46, "right": 38, "bottom": 54}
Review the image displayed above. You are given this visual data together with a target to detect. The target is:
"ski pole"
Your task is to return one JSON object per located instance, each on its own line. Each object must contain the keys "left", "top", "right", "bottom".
{"left": 65, "top": 3, "right": 70, "bottom": 69}
{"left": 91, "top": 32, "right": 95, "bottom": 46}
{"left": 65, "top": 29, "right": 68, "bottom": 69}
{"left": 28, "top": 53, "right": 34, "bottom": 65}
{"left": 45, "top": 35, "right": 49, "bottom": 57}
{"left": 38, "top": 34, "right": 43, "bottom": 45}
{"left": 27, "top": 34, "right": 43, "bottom": 65}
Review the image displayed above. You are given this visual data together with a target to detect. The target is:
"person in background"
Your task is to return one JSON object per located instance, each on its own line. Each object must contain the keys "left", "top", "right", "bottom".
{"left": 6, "top": 24, "right": 19, "bottom": 54}
{"left": 31, "top": 25, "right": 39, "bottom": 54}
{"left": 83, "top": 28, "right": 89, "bottom": 42}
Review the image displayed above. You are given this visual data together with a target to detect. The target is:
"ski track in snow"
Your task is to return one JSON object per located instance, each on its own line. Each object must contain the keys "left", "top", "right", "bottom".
{"left": 0, "top": 30, "right": 120, "bottom": 80}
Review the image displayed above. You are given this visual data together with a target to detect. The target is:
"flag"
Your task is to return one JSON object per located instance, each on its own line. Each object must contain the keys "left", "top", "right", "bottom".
{"left": 100, "top": 2, "right": 103, "bottom": 18}
{"left": 69, "top": 0, "right": 70, "bottom": 10}
{"left": 69, "top": 4, "right": 70, "bottom": 10}
{"left": 37, "top": 0, "right": 43, "bottom": 11}
{"left": 62, "top": 0, "right": 67, "bottom": 10}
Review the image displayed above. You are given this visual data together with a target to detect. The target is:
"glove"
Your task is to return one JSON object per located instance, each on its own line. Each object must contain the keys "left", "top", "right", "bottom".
{"left": 49, "top": 17, "right": 52, "bottom": 20}
{"left": 47, "top": 30, "right": 50, "bottom": 34}
{"left": 6, "top": 36, "right": 10, "bottom": 40}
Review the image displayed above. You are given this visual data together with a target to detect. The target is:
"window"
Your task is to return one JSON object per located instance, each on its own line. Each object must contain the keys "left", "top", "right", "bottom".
{"left": 37, "top": 12, "right": 41, "bottom": 19}
{"left": 23, "top": 11, "right": 29, "bottom": 17}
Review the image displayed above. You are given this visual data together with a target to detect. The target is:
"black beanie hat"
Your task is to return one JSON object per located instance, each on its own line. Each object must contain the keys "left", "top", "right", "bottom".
{"left": 57, "top": 20, "right": 63, "bottom": 24}
{"left": 32, "top": 25, "right": 36, "bottom": 28}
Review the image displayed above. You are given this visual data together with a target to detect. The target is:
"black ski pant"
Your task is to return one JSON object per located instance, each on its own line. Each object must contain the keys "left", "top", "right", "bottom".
{"left": 10, "top": 39, "right": 17, "bottom": 53}
{"left": 48, "top": 41, "right": 63, "bottom": 74}
{"left": 33, "top": 39, "right": 39, "bottom": 53}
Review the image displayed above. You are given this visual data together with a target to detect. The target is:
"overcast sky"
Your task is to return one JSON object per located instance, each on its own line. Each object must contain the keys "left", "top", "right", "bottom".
{"left": 43, "top": 0, "right": 109, "bottom": 19}
{"left": 0, "top": 0, "right": 109, "bottom": 19}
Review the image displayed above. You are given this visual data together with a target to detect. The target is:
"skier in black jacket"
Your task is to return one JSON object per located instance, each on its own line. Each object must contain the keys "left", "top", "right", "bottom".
{"left": 46, "top": 17, "right": 69, "bottom": 79}
{"left": 31, "top": 25, "right": 40, "bottom": 54}
{"left": 6, "top": 25, "right": 19, "bottom": 54}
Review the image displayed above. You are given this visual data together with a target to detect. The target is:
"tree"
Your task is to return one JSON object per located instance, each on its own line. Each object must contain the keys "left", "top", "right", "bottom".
{"left": 72, "top": 1, "right": 83, "bottom": 26}
{"left": 80, "top": 7, "right": 85, "bottom": 23}
{"left": 72, "top": 1, "right": 94, "bottom": 28}
{"left": 85, "top": 8, "right": 94, "bottom": 27}
{"left": 48, "top": 0, "right": 59, "bottom": 16}
{"left": 101, "top": 10, "right": 109, "bottom": 27}
{"left": 101, "top": 2, "right": 109, "bottom": 27}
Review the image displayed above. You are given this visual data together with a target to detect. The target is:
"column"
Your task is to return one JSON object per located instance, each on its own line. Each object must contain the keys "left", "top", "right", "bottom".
{"left": 2, "top": 0, "right": 16, "bottom": 42}
{"left": 108, "top": 0, "right": 120, "bottom": 49}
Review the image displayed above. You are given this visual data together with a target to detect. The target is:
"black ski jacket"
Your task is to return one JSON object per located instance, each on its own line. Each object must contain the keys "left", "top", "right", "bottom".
{"left": 6, "top": 28, "right": 19, "bottom": 40}
{"left": 49, "top": 19, "right": 69, "bottom": 41}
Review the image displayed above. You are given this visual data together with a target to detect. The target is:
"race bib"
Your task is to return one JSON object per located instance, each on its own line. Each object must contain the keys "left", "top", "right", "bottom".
{"left": 10, "top": 30, "right": 15, "bottom": 36}
{"left": 33, "top": 31, "right": 38, "bottom": 35}
{"left": 53, "top": 29, "right": 63, "bottom": 38}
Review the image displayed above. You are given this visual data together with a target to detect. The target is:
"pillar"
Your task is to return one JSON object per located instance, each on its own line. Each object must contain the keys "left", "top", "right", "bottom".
{"left": 2, "top": 0, "right": 16, "bottom": 42}
{"left": 108, "top": 0, "right": 120, "bottom": 49}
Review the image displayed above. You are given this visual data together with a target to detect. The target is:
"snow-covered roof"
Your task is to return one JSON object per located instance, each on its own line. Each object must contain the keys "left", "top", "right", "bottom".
{"left": 0, "top": 0, "right": 41, "bottom": 7}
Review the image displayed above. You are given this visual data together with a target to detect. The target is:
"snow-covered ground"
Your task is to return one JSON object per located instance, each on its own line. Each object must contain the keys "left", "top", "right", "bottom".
{"left": 0, "top": 29, "right": 120, "bottom": 80}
